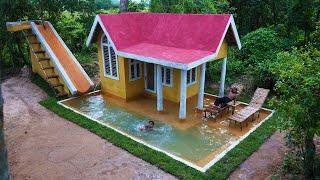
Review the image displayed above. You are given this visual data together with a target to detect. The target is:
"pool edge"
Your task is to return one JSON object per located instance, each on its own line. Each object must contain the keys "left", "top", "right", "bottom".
{"left": 58, "top": 90, "right": 275, "bottom": 173}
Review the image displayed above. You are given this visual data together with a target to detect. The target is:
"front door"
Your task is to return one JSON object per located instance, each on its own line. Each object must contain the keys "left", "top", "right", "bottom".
{"left": 144, "top": 63, "right": 156, "bottom": 93}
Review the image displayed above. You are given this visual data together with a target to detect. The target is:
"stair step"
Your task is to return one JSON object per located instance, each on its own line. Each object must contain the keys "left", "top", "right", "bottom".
{"left": 46, "top": 75, "right": 59, "bottom": 79}
{"left": 30, "top": 42, "right": 40, "bottom": 45}
{"left": 33, "top": 50, "right": 46, "bottom": 54}
{"left": 38, "top": 57, "right": 50, "bottom": 62}
{"left": 57, "top": 92, "right": 68, "bottom": 97}
{"left": 52, "top": 84, "right": 64, "bottom": 88}
{"left": 41, "top": 66, "right": 54, "bottom": 70}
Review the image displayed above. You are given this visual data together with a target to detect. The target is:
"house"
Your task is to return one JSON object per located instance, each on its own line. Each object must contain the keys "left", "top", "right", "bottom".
{"left": 86, "top": 13, "right": 241, "bottom": 119}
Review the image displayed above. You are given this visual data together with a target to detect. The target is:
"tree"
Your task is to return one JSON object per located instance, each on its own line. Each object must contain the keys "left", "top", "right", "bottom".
{"left": 270, "top": 47, "right": 320, "bottom": 178}
{"left": 149, "top": 0, "right": 233, "bottom": 14}
{"left": 119, "top": 0, "right": 129, "bottom": 12}
{"left": 236, "top": 28, "right": 285, "bottom": 89}
{"left": 286, "top": 0, "right": 319, "bottom": 44}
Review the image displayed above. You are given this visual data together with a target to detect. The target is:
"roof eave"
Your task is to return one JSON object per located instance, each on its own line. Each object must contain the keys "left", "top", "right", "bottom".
{"left": 86, "top": 15, "right": 118, "bottom": 52}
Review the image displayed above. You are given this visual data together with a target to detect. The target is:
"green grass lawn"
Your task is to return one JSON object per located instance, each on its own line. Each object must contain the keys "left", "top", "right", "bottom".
{"left": 33, "top": 74, "right": 278, "bottom": 180}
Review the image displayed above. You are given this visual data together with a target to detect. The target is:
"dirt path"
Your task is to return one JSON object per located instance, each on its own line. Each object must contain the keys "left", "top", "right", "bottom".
{"left": 2, "top": 77, "right": 176, "bottom": 180}
{"left": 229, "top": 132, "right": 287, "bottom": 179}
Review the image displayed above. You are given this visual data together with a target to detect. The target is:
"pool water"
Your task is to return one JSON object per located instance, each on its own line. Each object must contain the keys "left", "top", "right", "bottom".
{"left": 62, "top": 94, "right": 237, "bottom": 165}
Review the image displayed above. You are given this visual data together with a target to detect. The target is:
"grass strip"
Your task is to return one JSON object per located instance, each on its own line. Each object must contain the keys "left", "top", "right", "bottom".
{"left": 33, "top": 74, "right": 277, "bottom": 179}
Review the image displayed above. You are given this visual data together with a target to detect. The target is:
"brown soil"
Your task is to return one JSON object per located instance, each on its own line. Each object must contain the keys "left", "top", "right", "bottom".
{"left": 229, "top": 132, "right": 288, "bottom": 180}
{"left": 2, "top": 77, "right": 176, "bottom": 179}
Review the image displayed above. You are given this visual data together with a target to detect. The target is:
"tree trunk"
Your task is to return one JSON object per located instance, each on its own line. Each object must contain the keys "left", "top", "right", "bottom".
{"left": 119, "top": 0, "right": 129, "bottom": 12}
{"left": 303, "top": 132, "right": 315, "bottom": 179}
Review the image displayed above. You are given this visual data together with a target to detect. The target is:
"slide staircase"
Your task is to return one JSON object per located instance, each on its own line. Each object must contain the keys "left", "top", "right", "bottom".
{"left": 6, "top": 21, "right": 94, "bottom": 97}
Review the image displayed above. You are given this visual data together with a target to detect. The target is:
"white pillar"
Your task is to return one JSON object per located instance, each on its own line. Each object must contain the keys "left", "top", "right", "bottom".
{"left": 156, "top": 65, "right": 163, "bottom": 111}
{"left": 219, "top": 57, "right": 227, "bottom": 97}
{"left": 179, "top": 69, "right": 187, "bottom": 119}
{"left": 197, "top": 63, "right": 206, "bottom": 110}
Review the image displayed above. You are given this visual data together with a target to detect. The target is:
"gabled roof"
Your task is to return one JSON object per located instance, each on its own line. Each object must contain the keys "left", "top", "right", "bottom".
{"left": 87, "top": 13, "right": 241, "bottom": 70}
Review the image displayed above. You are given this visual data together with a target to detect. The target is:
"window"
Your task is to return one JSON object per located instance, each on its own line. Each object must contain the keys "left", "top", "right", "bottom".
{"left": 129, "top": 59, "right": 142, "bottom": 81}
{"left": 187, "top": 67, "right": 197, "bottom": 86}
{"left": 161, "top": 66, "right": 172, "bottom": 86}
{"left": 101, "top": 34, "right": 118, "bottom": 79}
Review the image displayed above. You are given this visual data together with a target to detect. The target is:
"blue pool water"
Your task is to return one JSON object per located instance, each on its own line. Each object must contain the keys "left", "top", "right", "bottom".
{"left": 62, "top": 94, "right": 237, "bottom": 164}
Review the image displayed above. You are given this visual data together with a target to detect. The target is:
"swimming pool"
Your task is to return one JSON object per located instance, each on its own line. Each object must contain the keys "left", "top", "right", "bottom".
{"left": 59, "top": 91, "right": 273, "bottom": 172}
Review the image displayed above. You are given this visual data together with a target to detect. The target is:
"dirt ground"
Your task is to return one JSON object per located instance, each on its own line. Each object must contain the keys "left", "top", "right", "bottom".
{"left": 2, "top": 76, "right": 287, "bottom": 179}
{"left": 229, "top": 132, "right": 287, "bottom": 179}
{"left": 2, "top": 77, "right": 176, "bottom": 180}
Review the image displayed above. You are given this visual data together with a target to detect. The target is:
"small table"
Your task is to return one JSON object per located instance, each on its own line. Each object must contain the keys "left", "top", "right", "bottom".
{"left": 227, "top": 101, "right": 241, "bottom": 114}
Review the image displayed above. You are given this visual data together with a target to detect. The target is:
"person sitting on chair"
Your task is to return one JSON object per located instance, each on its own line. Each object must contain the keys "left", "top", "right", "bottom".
{"left": 211, "top": 87, "right": 238, "bottom": 108}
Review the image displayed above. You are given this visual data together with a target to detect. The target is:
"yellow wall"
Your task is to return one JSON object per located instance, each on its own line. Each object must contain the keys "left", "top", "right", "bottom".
{"left": 148, "top": 67, "right": 200, "bottom": 103}
{"left": 98, "top": 31, "right": 145, "bottom": 101}
{"left": 215, "top": 40, "right": 228, "bottom": 60}
{"left": 97, "top": 31, "right": 127, "bottom": 99}
{"left": 123, "top": 60, "right": 145, "bottom": 100}
{"left": 98, "top": 30, "right": 228, "bottom": 103}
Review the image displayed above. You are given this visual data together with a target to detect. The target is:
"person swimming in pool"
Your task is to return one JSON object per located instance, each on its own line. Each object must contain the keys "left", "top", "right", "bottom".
{"left": 139, "top": 120, "right": 155, "bottom": 131}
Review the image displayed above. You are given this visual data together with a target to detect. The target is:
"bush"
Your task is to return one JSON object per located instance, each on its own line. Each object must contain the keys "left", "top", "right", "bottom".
{"left": 236, "top": 28, "right": 285, "bottom": 89}
{"left": 56, "top": 11, "right": 86, "bottom": 52}
{"left": 281, "top": 152, "right": 303, "bottom": 177}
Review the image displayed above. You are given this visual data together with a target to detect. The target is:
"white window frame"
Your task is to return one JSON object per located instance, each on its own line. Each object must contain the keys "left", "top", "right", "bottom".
{"left": 129, "top": 59, "right": 142, "bottom": 81}
{"left": 101, "top": 34, "right": 119, "bottom": 80}
{"left": 161, "top": 66, "right": 173, "bottom": 87}
{"left": 187, "top": 67, "right": 197, "bottom": 86}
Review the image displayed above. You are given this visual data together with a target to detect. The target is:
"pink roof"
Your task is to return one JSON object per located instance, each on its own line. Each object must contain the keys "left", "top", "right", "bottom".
{"left": 88, "top": 13, "right": 240, "bottom": 68}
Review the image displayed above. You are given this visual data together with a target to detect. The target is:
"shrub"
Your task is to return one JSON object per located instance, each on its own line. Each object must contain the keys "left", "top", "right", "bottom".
{"left": 56, "top": 11, "right": 86, "bottom": 52}
{"left": 237, "top": 28, "right": 285, "bottom": 89}
{"left": 281, "top": 152, "right": 303, "bottom": 177}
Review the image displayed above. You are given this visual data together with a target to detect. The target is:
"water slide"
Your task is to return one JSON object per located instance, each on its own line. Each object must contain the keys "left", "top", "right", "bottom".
{"left": 6, "top": 21, "right": 94, "bottom": 96}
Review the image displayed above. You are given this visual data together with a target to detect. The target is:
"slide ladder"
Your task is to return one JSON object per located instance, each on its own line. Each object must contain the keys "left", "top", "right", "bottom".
{"left": 7, "top": 21, "right": 94, "bottom": 97}
{"left": 23, "top": 27, "right": 68, "bottom": 97}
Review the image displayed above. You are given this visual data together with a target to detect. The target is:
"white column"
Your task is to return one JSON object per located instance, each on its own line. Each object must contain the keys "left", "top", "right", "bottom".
{"left": 219, "top": 57, "right": 227, "bottom": 97}
{"left": 156, "top": 65, "right": 163, "bottom": 111}
{"left": 179, "top": 69, "right": 187, "bottom": 119}
{"left": 197, "top": 63, "right": 206, "bottom": 110}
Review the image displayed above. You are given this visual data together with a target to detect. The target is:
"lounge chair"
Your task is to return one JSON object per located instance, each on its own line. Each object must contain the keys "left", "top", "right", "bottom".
{"left": 228, "top": 88, "right": 270, "bottom": 130}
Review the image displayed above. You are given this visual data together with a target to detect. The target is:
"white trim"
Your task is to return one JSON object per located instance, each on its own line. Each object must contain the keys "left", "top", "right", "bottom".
{"left": 156, "top": 65, "right": 163, "bottom": 111}
{"left": 229, "top": 15, "right": 242, "bottom": 50}
{"left": 101, "top": 34, "right": 119, "bottom": 80}
{"left": 187, "top": 15, "right": 241, "bottom": 69}
{"left": 119, "top": 51, "right": 189, "bottom": 70}
{"left": 219, "top": 57, "right": 227, "bottom": 97}
{"left": 87, "top": 15, "right": 118, "bottom": 52}
{"left": 59, "top": 90, "right": 274, "bottom": 172}
{"left": 30, "top": 22, "right": 77, "bottom": 95}
{"left": 87, "top": 15, "right": 241, "bottom": 71}
{"left": 144, "top": 63, "right": 156, "bottom": 93}
{"left": 179, "top": 70, "right": 187, "bottom": 119}
{"left": 197, "top": 63, "right": 206, "bottom": 109}
{"left": 47, "top": 22, "right": 94, "bottom": 88}
{"left": 161, "top": 66, "right": 173, "bottom": 87}
{"left": 187, "top": 67, "right": 197, "bottom": 86}
{"left": 128, "top": 59, "right": 142, "bottom": 81}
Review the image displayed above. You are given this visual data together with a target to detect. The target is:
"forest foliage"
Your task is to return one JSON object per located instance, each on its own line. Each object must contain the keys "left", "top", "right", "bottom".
{"left": 1, "top": 0, "right": 320, "bottom": 178}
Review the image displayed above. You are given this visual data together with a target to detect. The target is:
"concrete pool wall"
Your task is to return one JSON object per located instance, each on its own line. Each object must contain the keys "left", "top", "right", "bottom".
{"left": 58, "top": 90, "right": 274, "bottom": 172}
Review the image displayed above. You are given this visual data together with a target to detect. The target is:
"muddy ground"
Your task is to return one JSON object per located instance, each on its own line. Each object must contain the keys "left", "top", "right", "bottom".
{"left": 2, "top": 76, "right": 287, "bottom": 179}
